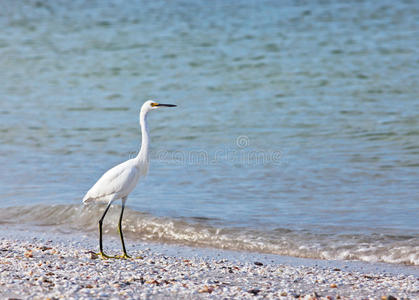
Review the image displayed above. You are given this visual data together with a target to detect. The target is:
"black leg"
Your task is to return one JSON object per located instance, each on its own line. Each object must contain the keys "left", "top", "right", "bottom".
{"left": 98, "top": 200, "right": 113, "bottom": 258}
{"left": 118, "top": 198, "right": 130, "bottom": 258}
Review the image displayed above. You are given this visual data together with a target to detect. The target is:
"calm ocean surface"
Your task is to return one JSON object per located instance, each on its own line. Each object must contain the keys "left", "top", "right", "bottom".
{"left": 0, "top": 0, "right": 418, "bottom": 265}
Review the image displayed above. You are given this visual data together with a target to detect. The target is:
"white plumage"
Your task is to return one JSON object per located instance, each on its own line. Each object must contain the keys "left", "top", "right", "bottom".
{"left": 83, "top": 100, "right": 176, "bottom": 259}
{"left": 83, "top": 158, "right": 144, "bottom": 204}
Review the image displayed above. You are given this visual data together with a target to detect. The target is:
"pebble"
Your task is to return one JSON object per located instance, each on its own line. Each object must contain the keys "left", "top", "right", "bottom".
{"left": 247, "top": 288, "right": 261, "bottom": 295}
{"left": 0, "top": 235, "right": 418, "bottom": 299}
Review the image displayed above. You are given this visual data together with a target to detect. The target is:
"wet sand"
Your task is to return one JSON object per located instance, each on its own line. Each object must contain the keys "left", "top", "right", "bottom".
{"left": 0, "top": 225, "right": 417, "bottom": 299}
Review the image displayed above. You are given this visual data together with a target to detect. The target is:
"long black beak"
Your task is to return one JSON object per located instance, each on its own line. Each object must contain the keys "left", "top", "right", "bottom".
{"left": 157, "top": 103, "right": 177, "bottom": 107}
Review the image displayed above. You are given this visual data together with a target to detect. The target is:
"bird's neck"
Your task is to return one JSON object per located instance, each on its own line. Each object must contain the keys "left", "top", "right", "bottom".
{"left": 135, "top": 110, "right": 150, "bottom": 165}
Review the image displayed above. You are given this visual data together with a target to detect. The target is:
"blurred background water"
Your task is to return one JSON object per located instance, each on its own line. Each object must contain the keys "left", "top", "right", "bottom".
{"left": 0, "top": 0, "right": 418, "bottom": 265}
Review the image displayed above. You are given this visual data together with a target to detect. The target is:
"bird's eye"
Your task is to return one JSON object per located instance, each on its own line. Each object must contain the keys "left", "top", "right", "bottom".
{"left": 151, "top": 102, "right": 159, "bottom": 107}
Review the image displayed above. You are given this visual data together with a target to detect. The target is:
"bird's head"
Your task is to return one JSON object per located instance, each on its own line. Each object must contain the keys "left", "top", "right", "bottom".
{"left": 142, "top": 100, "right": 177, "bottom": 113}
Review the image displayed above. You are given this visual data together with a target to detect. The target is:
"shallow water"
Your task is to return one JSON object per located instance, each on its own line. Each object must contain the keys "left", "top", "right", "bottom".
{"left": 0, "top": 0, "right": 418, "bottom": 265}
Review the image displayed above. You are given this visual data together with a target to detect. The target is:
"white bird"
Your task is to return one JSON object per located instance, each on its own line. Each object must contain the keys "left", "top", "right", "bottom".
{"left": 83, "top": 100, "right": 176, "bottom": 259}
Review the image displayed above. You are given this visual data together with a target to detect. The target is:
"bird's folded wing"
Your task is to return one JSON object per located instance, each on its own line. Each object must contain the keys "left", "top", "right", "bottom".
{"left": 83, "top": 160, "right": 136, "bottom": 203}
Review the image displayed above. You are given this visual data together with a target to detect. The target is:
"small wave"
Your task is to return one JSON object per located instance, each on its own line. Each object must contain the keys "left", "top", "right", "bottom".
{"left": 1, "top": 204, "right": 418, "bottom": 266}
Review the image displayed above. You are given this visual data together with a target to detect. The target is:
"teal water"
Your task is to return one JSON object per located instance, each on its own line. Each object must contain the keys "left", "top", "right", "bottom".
{"left": 0, "top": 0, "right": 418, "bottom": 265}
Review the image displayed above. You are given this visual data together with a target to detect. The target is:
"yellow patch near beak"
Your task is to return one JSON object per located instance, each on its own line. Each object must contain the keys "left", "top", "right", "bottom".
{"left": 151, "top": 102, "right": 159, "bottom": 107}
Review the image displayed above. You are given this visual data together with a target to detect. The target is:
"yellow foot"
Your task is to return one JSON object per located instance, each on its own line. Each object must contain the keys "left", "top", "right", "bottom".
{"left": 88, "top": 251, "right": 141, "bottom": 260}
{"left": 116, "top": 253, "right": 132, "bottom": 259}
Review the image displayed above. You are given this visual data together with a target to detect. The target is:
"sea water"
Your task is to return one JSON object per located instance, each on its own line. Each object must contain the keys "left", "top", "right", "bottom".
{"left": 0, "top": 0, "right": 418, "bottom": 265}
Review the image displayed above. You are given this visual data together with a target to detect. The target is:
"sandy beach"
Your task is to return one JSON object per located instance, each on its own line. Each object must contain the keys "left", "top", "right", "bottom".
{"left": 0, "top": 225, "right": 417, "bottom": 299}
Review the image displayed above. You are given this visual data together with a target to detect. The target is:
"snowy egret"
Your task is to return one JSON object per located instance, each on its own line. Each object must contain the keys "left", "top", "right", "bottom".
{"left": 83, "top": 100, "right": 176, "bottom": 259}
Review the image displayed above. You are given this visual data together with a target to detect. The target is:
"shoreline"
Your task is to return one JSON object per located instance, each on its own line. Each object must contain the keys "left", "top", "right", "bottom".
{"left": 1, "top": 225, "right": 418, "bottom": 299}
